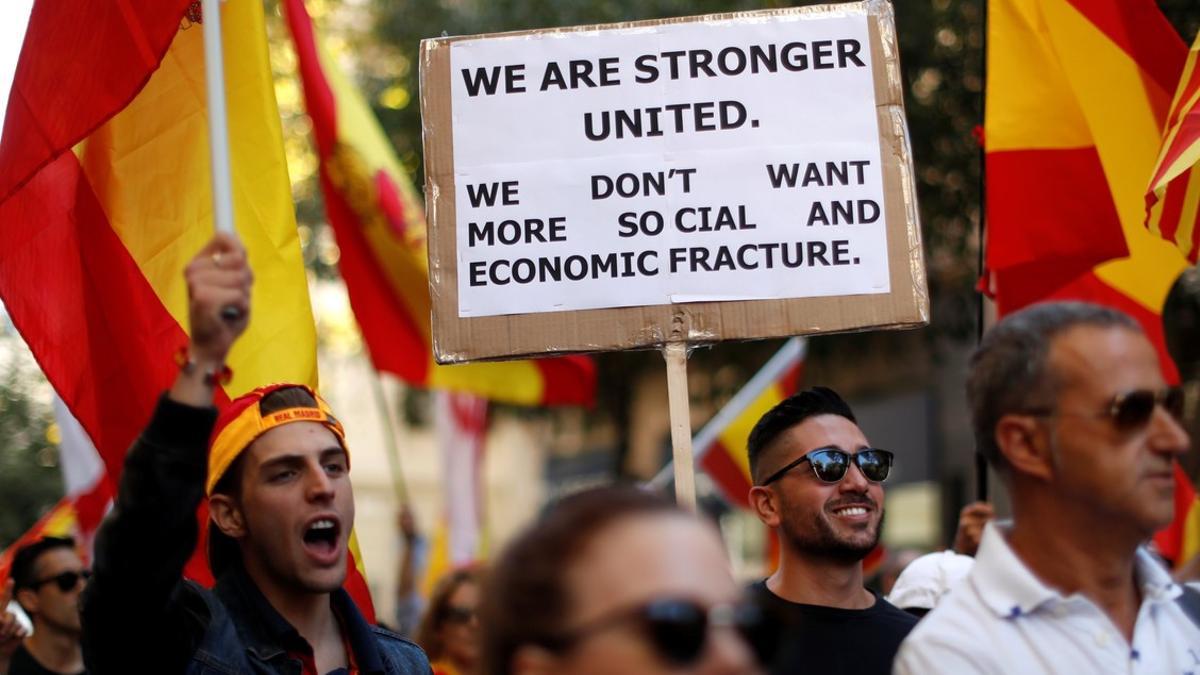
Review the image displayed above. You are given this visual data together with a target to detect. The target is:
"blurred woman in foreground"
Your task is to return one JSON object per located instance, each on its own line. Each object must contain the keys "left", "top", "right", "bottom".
{"left": 416, "top": 567, "right": 485, "bottom": 675}
{"left": 479, "top": 486, "right": 770, "bottom": 675}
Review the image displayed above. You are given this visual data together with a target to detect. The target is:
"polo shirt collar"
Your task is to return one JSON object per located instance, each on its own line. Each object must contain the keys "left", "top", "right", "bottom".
{"left": 970, "top": 521, "right": 1183, "bottom": 619}
{"left": 970, "top": 521, "right": 1059, "bottom": 618}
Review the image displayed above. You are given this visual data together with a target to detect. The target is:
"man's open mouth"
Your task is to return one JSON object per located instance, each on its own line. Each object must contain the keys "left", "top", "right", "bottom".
{"left": 302, "top": 517, "right": 341, "bottom": 557}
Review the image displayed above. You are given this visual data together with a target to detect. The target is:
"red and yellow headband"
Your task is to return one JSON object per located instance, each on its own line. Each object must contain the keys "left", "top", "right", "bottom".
{"left": 207, "top": 383, "right": 347, "bottom": 496}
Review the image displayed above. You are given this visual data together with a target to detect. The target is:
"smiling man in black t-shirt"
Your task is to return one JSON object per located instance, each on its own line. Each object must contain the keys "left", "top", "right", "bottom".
{"left": 746, "top": 387, "right": 916, "bottom": 675}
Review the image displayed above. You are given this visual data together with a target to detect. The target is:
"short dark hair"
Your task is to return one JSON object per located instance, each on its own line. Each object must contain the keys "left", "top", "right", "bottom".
{"left": 478, "top": 486, "right": 680, "bottom": 675}
{"left": 208, "top": 386, "right": 321, "bottom": 577}
{"left": 12, "top": 536, "right": 76, "bottom": 595}
{"left": 747, "top": 386, "right": 856, "bottom": 482}
{"left": 967, "top": 301, "right": 1140, "bottom": 471}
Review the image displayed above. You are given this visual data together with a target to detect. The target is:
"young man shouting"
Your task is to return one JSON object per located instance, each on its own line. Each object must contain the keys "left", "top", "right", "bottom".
{"left": 81, "top": 234, "right": 430, "bottom": 674}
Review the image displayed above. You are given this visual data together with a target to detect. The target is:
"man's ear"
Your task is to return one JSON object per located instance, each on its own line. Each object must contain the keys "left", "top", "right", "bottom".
{"left": 511, "top": 645, "right": 560, "bottom": 675}
{"left": 749, "top": 485, "right": 782, "bottom": 528}
{"left": 209, "top": 494, "right": 247, "bottom": 539}
{"left": 995, "top": 414, "right": 1055, "bottom": 482}
{"left": 15, "top": 587, "right": 38, "bottom": 615}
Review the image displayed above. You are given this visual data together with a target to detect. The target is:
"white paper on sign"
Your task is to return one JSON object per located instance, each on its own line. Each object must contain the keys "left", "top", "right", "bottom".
{"left": 450, "top": 12, "right": 889, "bottom": 318}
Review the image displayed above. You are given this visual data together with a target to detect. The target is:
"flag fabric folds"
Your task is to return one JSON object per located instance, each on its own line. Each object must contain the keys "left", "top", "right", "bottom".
{"left": 700, "top": 346, "right": 806, "bottom": 509}
{"left": 1146, "top": 32, "right": 1200, "bottom": 264}
{"left": 985, "top": 0, "right": 1193, "bottom": 562}
{"left": 281, "top": 0, "right": 596, "bottom": 407}
{"left": 423, "top": 391, "right": 489, "bottom": 591}
{"left": 0, "top": 0, "right": 374, "bottom": 614}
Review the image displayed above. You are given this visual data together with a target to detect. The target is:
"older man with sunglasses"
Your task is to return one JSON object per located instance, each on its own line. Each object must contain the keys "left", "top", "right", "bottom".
{"left": 7, "top": 537, "right": 89, "bottom": 675}
{"left": 895, "top": 301, "right": 1197, "bottom": 674}
{"left": 746, "top": 386, "right": 916, "bottom": 675}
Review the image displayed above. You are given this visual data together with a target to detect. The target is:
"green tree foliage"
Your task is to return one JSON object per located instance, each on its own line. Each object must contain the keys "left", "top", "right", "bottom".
{"left": 0, "top": 328, "right": 63, "bottom": 550}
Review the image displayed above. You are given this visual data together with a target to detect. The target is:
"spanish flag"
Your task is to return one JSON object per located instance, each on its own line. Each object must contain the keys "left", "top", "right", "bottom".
{"left": 281, "top": 0, "right": 595, "bottom": 406}
{"left": 985, "top": 0, "right": 1194, "bottom": 562}
{"left": 1146, "top": 32, "right": 1200, "bottom": 264}
{"left": 0, "top": 1, "right": 374, "bottom": 612}
{"left": 699, "top": 340, "right": 806, "bottom": 509}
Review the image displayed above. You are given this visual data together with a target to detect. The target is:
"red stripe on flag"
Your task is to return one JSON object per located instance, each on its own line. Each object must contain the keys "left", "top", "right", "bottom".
{"left": 986, "top": 147, "right": 1127, "bottom": 276}
{"left": 0, "top": 152, "right": 201, "bottom": 482}
{"left": 1063, "top": 0, "right": 1185, "bottom": 100}
{"left": 1157, "top": 169, "right": 1190, "bottom": 243}
{"left": 700, "top": 440, "right": 752, "bottom": 509}
{"left": 1152, "top": 114, "right": 1200, "bottom": 189}
{"left": 1043, "top": 272, "right": 1180, "bottom": 384}
{"left": 0, "top": 0, "right": 193, "bottom": 201}
{"left": 318, "top": 172, "right": 433, "bottom": 383}
{"left": 281, "top": 0, "right": 337, "bottom": 158}
{"left": 533, "top": 357, "right": 597, "bottom": 406}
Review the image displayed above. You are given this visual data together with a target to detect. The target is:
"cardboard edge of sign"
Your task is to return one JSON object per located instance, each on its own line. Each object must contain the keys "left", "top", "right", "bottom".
{"left": 419, "top": 0, "right": 928, "bottom": 364}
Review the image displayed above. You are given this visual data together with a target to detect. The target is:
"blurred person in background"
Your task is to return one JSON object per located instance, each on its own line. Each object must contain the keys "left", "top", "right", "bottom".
{"left": 7, "top": 537, "right": 87, "bottom": 675}
{"left": 1, "top": 580, "right": 31, "bottom": 675}
{"left": 746, "top": 387, "right": 916, "bottom": 674}
{"left": 874, "top": 549, "right": 922, "bottom": 598}
{"left": 478, "top": 486, "right": 769, "bottom": 675}
{"left": 885, "top": 551, "right": 975, "bottom": 619}
{"left": 416, "top": 568, "right": 484, "bottom": 675}
{"left": 394, "top": 506, "right": 428, "bottom": 637}
{"left": 951, "top": 502, "right": 994, "bottom": 557}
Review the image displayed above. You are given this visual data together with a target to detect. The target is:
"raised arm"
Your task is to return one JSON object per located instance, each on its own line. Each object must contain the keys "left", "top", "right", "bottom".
{"left": 82, "top": 234, "right": 251, "bottom": 673}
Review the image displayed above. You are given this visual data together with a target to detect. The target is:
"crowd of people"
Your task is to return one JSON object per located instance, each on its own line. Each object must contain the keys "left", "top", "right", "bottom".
{"left": 0, "top": 235, "right": 1197, "bottom": 674}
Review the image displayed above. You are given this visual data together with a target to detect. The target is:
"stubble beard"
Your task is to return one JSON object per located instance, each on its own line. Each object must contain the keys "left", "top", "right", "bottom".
{"left": 781, "top": 503, "right": 884, "bottom": 563}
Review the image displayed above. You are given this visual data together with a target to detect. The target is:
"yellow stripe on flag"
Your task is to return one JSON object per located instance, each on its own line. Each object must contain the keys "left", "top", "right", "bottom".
{"left": 73, "top": 0, "right": 316, "bottom": 393}
{"left": 1041, "top": 0, "right": 1186, "bottom": 312}
{"left": 985, "top": 0, "right": 1093, "bottom": 151}
{"left": 715, "top": 382, "right": 790, "bottom": 482}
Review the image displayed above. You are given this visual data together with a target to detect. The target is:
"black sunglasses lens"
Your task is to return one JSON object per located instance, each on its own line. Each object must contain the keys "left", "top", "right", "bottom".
{"left": 642, "top": 600, "right": 707, "bottom": 666}
{"left": 857, "top": 450, "right": 892, "bottom": 482}
{"left": 53, "top": 571, "right": 88, "bottom": 592}
{"left": 808, "top": 450, "right": 849, "bottom": 483}
{"left": 1114, "top": 390, "right": 1157, "bottom": 430}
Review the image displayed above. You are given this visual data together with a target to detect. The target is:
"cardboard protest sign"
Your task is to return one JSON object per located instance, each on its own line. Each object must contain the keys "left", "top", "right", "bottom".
{"left": 421, "top": 0, "right": 927, "bottom": 363}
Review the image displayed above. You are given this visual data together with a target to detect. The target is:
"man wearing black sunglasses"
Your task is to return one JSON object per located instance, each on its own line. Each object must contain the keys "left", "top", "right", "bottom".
{"left": 8, "top": 537, "right": 88, "bottom": 675}
{"left": 896, "top": 302, "right": 1196, "bottom": 673}
{"left": 746, "top": 387, "right": 916, "bottom": 675}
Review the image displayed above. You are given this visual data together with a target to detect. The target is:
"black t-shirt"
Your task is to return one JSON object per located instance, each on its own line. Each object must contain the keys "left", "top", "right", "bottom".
{"left": 8, "top": 644, "right": 85, "bottom": 675}
{"left": 749, "top": 580, "right": 917, "bottom": 675}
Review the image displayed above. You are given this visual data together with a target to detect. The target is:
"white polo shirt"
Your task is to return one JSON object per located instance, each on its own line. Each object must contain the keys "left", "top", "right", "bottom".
{"left": 893, "top": 522, "right": 1200, "bottom": 674}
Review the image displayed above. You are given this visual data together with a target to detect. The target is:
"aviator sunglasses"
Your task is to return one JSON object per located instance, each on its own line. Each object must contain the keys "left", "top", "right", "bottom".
{"left": 29, "top": 569, "right": 91, "bottom": 593}
{"left": 541, "top": 598, "right": 777, "bottom": 667}
{"left": 1023, "top": 387, "right": 1184, "bottom": 432}
{"left": 759, "top": 447, "right": 894, "bottom": 486}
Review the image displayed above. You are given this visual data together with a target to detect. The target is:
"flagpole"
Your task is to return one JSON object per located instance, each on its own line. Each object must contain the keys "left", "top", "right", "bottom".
{"left": 975, "top": 0, "right": 990, "bottom": 503}
{"left": 650, "top": 337, "right": 807, "bottom": 489}
{"left": 201, "top": 0, "right": 235, "bottom": 236}
{"left": 664, "top": 341, "right": 697, "bottom": 510}
{"left": 200, "top": 0, "right": 246, "bottom": 322}
{"left": 367, "top": 364, "right": 411, "bottom": 505}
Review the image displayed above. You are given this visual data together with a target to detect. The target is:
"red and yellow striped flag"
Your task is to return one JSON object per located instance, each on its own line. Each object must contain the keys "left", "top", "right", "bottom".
{"left": 1146, "top": 33, "right": 1200, "bottom": 263}
{"left": 0, "top": 0, "right": 373, "bottom": 613}
{"left": 700, "top": 353, "right": 805, "bottom": 509}
{"left": 986, "top": 0, "right": 1195, "bottom": 562}
{"left": 281, "top": 0, "right": 595, "bottom": 406}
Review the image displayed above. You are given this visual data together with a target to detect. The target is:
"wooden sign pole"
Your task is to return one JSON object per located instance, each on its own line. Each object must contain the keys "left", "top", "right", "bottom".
{"left": 664, "top": 341, "right": 697, "bottom": 510}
